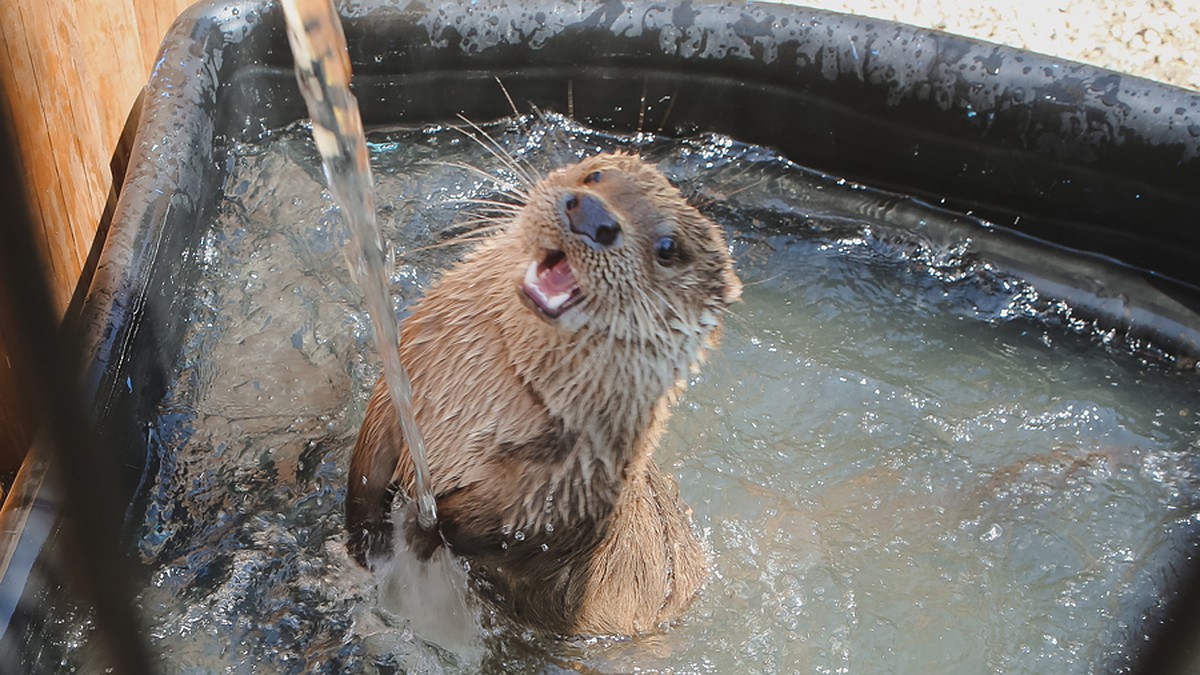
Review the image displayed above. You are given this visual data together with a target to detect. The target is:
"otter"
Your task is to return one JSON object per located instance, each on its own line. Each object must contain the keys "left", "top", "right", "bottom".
{"left": 347, "top": 152, "right": 741, "bottom": 636}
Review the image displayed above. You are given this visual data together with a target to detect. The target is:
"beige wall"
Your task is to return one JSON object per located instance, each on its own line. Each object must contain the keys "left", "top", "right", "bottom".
{"left": 0, "top": 0, "right": 195, "bottom": 472}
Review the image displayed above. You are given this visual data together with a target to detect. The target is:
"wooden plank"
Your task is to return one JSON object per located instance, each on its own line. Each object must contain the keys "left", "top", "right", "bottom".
{"left": 0, "top": 0, "right": 197, "bottom": 312}
{"left": 77, "top": 0, "right": 148, "bottom": 162}
{"left": 0, "top": 2, "right": 81, "bottom": 314}
{"left": 2, "top": 0, "right": 116, "bottom": 311}
{"left": 38, "top": 0, "right": 111, "bottom": 271}
{"left": 0, "top": 1, "right": 84, "bottom": 473}
{"left": 138, "top": 0, "right": 194, "bottom": 68}
{"left": 0, "top": 0, "right": 196, "bottom": 474}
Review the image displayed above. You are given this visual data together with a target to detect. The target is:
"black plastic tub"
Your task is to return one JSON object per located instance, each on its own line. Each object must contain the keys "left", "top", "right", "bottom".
{"left": 2, "top": 0, "right": 1199, "bottom": 671}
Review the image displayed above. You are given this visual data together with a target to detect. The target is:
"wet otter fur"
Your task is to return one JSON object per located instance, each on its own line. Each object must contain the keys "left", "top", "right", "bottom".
{"left": 347, "top": 152, "right": 741, "bottom": 636}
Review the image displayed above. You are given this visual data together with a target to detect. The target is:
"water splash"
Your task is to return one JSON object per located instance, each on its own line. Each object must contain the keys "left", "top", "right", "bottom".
{"left": 280, "top": 0, "right": 437, "bottom": 530}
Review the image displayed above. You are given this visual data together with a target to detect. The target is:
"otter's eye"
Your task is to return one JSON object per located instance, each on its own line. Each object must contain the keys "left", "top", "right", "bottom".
{"left": 583, "top": 170, "right": 602, "bottom": 185}
{"left": 654, "top": 236, "right": 680, "bottom": 267}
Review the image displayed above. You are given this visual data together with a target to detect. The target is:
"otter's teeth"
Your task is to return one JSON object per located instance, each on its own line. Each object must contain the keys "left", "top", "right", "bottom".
{"left": 523, "top": 261, "right": 571, "bottom": 312}
{"left": 522, "top": 254, "right": 580, "bottom": 318}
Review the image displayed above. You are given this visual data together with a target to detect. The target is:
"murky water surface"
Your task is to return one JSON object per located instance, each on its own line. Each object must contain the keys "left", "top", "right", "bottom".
{"left": 132, "top": 116, "right": 1200, "bottom": 673}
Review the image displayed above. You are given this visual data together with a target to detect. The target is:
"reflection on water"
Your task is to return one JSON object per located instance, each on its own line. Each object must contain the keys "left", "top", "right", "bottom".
{"left": 127, "top": 116, "right": 1200, "bottom": 673}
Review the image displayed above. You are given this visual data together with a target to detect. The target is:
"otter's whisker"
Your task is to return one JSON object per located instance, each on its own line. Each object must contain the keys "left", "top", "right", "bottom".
{"left": 656, "top": 85, "right": 679, "bottom": 134}
{"left": 445, "top": 197, "right": 525, "bottom": 213}
{"left": 444, "top": 211, "right": 517, "bottom": 230}
{"left": 528, "top": 103, "right": 581, "bottom": 168}
{"left": 541, "top": 327, "right": 595, "bottom": 386}
{"left": 436, "top": 219, "right": 509, "bottom": 238}
{"left": 637, "top": 77, "right": 649, "bottom": 135}
{"left": 722, "top": 305, "right": 753, "bottom": 335}
{"left": 555, "top": 313, "right": 616, "bottom": 397}
{"left": 395, "top": 234, "right": 503, "bottom": 259}
{"left": 641, "top": 299, "right": 679, "bottom": 359}
{"left": 448, "top": 126, "right": 537, "bottom": 192}
{"left": 722, "top": 176, "right": 770, "bottom": 203}
{"left": 578, "top": 329, "right": 619, "bottom": 406}
{"left": 630, "top": 281, "right": 675, "bottom": 344}
{"left": 403, "top": 221, "right": 508, "bottom": 262}
{"left": 739, "top": 272, "right": 782, "bottom": 289}
{"left": 432, "top": 161, "right": 530, "bottom": 203}
{"left": 492, "top": 77, "right": 544, "bottom": 177}
{"left": 453, "top": 114, "right": 541, "bottom": 189}
{"left": 443, "top": 217, "right": 509, "bottom": 233}
{"left": 690, "top": 164, "right": 765, "bottom": 211}
{"left": 430, "top": 208, "right": 511, "bottom": 235}
{"left": 494, "top": 76, "right": 523, "bottom": 122}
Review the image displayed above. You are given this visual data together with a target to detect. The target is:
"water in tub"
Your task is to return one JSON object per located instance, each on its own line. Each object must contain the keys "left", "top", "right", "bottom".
{"left": 118, "top": 116, "right": 1200, "bottom": 673}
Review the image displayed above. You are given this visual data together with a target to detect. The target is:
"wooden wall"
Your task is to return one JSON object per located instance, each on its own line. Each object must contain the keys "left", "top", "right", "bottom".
{"left": 0, "top": 0, "right": 195, "bottom": 473}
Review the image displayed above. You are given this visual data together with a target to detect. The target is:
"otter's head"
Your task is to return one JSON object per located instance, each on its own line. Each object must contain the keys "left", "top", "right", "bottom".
{"left": 512, "top": 153, "right": 741, "bottom": 364}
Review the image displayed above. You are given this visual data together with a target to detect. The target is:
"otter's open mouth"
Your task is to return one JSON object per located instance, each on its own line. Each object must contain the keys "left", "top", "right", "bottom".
{"left": 521, "top": 250, "right": 582, "bottom": 319}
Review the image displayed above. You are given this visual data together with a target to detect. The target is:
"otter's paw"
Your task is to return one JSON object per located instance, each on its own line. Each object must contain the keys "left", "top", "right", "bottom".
{"left": 347, "top": 518, "right": 394, "bottom": 569}
{"left": 403, "top": 501, "right": 445, "bottom": 560}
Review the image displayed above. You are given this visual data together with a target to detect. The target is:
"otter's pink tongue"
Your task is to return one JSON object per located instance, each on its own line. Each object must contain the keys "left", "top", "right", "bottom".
{"left": 522, "top": 253, "right": 581, "bottom": 318}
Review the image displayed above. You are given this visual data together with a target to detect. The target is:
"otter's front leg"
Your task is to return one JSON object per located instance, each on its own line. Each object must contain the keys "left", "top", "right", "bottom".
{"left": 402, "top": 485, "right": 508, "bottom": 560}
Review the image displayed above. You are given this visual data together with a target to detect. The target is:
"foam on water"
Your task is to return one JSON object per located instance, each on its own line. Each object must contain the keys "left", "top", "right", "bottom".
{"left": 127, "top": 115, "right": 1200, "bottom": 673}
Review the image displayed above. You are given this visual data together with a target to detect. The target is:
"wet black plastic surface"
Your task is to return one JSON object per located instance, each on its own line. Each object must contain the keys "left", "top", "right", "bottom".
{"left": 222, "top": 1, "right": 1200, "bottom": 279}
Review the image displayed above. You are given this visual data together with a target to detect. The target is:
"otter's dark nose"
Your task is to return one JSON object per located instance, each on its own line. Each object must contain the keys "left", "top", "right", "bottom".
{"left": 564, "top": 193, "right": 621, "bottom": 248}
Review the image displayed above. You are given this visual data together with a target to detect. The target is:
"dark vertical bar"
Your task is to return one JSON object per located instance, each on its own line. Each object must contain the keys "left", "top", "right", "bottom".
{"left": 0, "top": 95, "right": 154, "bottom": 674}
{"left": 1134, "top": 563, "right": 1200, "bottom": 674}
